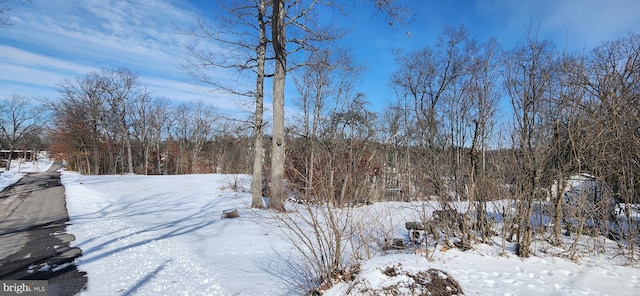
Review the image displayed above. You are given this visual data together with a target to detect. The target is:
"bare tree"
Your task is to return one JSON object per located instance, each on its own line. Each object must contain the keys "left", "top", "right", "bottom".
{"left": 270, "top": 0, "right": 287, "bottom": 210}
{"left": 371, "top": 0, "right": 412, "bottom": 26}
{"left": 53, "top": 68, "right": 149, "bottom": 175}
{"left": 147, "top": 98, "right": 172, "bottom": 175}
{"left": 388, "top": 27, "right": 472, "bottom": 246}
{"left": 0, "top": 0, "right": 30, "bottom": 28}
{"left": 503, "top": 31, "right": 557, "bottom": 257}
{"left": 0, "top": 4, "right": 10, "bottom": 28}
{"left": 183, "top": 0, "right": 347, "bottom": 210}
{"left": 0, "top": 95, "right": 43, "bottom": 170}
{"left": 292, "top": 49, "right": 334, "bottom": 201}
{"left": 167, "top": 101, "right": 219, "bottom": 174}
{"left": 100, "top": 68, "right": 148, "bottom": 174}
{"left": 180, "top": 0, "right": 271, "bottom": 208}
{"left": 291, "top": 47, "right": 364, "bottom": 202}
{"left": 542, "top": 51, "right": 589, "bottom": 247}
{"left": 262, "top": 0, "right": 351, "bottom": 210}
{"left": 56, "top": 73, "right": 107, "bottom": 174}
{"left": 252, "top": 0, "right": 269, "bottom": 208}
{"left": 576, "top": 33, "right": 640, "bottom": 259}
{"left": 130, "top": 96, "right": 172, "bottom": 175}
{"left": 466, "top": 37, "right": 501, "bottom": 244}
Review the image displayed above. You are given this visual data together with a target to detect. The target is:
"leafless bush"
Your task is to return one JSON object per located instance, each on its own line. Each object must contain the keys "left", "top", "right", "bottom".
{"left": 268, "top": 201, "right": 371, "bottom": 293}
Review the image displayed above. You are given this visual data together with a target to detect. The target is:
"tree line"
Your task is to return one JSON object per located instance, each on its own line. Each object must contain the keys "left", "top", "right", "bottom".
{"left": 2, "top": 2, "right": 638, "bottom": 264}
{"left": 48, "top": 68, "right": 253, "bottom": 175}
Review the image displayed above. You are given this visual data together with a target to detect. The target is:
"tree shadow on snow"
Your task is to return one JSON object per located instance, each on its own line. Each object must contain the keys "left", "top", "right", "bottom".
{"left": 253, "top": 245, "right": 313, "bottom": 295}
{"left": 122, "top": 259, "right": 171, "bottom": 296}
{"left": 72, "top": 196, "right": 232, "bottom": 265}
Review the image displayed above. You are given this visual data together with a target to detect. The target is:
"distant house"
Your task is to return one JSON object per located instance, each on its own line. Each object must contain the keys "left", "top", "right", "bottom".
{"left": 0, "top": 149, "right": 35, "bottom": 160}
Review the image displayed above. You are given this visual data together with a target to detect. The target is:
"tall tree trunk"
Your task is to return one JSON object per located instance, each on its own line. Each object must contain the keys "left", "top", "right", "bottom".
{"left": 156, "top": 140, "right": 162, "bottom": 174}
{"left": 144, "top": 144, "right": 149, "bottom": 175}
{"left": 6, "top": 146, "right": 13, "bottom": 171}
{"left": 270, "top": 0, "right": 286, "bottom": 211}
{"left": 251, "top": 0, "right": 267, "bottom": 209}
{"left": 125, "top": 136, "right": 133, "bottom": 174}
{"left": 92, "top": 136, "right": 99, "bottom": 175}
{"left": 121, "top": 105, "right": 134, "bottom": 174}
{"left": 553, "top": 176, "right": 564, "bottom": 246}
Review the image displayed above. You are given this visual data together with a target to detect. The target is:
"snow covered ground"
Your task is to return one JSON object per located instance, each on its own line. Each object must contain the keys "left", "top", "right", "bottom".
{"left": 54, "top": 172, "right": 640, "bottom": 295}
{"left": 0, "top": 152, "right": 54, "bottom": 191}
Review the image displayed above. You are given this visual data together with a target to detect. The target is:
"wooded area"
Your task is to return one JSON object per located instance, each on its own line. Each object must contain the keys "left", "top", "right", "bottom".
{"left": 1, "top": 2, "right": 638, "bottom": 270}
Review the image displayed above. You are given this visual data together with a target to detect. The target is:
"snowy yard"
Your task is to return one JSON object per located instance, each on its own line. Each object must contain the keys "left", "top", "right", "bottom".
{"left": 55, "top": 172, "right": 640, "bottom": 295}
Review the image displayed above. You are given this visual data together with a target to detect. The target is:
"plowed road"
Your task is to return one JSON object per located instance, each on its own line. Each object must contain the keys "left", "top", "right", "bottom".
{"left": 0, "top": 163, "right": 86, "bottom": 295}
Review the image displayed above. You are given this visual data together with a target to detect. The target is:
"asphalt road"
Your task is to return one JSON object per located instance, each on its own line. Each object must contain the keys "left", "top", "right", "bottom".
{"left": 0, "top": 163, "right": 87, "bottom": 295}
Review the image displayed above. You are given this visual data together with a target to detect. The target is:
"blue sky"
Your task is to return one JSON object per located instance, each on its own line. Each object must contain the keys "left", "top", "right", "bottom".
{"left": 1, "top": 0, "right": 639, "bottom": 116}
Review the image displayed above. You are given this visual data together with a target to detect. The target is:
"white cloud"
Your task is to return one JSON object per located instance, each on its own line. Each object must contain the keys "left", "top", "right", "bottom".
{"left": 0, "top": 46, "right": 99, "bottom": 99}
{"left": 142, "top": 76, "right": 253, "bottom": 111}
{"left": 0, "top": 0, "right": 251, "bottom": 113}
{"left": 0, "top": 45, "right": 96, "bottom": 74}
